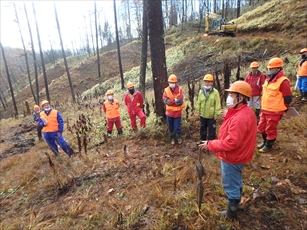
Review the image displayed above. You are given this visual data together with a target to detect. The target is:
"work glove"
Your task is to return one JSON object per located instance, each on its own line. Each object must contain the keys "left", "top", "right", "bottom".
{"left": 163, "top": 98, "right": 171, "bottom": 105}
{"left": 174, "top": 98, "right": 183, "bottom": 106}
{"left": 41, "top": 118, "right": 48, "bottom": 126}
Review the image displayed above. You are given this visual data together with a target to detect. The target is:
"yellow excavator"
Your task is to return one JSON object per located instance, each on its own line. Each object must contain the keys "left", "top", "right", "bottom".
{"left": 205, "top": 13, "right": 237, "bottom": 37}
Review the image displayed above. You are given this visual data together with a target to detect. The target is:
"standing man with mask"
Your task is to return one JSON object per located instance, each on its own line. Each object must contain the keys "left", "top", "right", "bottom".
{"left": 124, "top": 82, "right": 146, "bottom": 132}
{"left": 103, "top": 90, "right": 123, "bottom": 137}
{"left": 199, "top": 81, "right": 257, "bottom": 219}
{"left": 244, "top": 61, "right": 266, "bottom": 118}
{"left": 38, "top": 100, "right": 74, "bottom": 157}
{"left": 163, "top": 74, "right": 185, "bottom": 145}
{"left": 296, "top": 48, "right": 307, "bottom": 101}
{"left": 196, "top": 74, "right": 221, "bottom": 143}
{"left": 257, "top": 57, "right": 292, "bottom": 152}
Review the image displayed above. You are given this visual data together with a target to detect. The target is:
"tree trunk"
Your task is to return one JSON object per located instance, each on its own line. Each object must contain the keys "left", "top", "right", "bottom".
{"left": 223, "top": 61, "right": 231, "bottom": 103}
{"left": 148, "top": 0, "right": 168, "bottom": 117}
{"left": 54, "top": 2, "right": 76, "bottom": 102}
{"left": 237, "top": 0, "right": 241, "bottom": 18}
{"left": 139, "top": 0, "right": 148, "bottom": 98}
{"left": 24, "top": 2, "right": 39, "bottom": 105}
{"left": 94, "top": 1, "right": 102, "bottom": 83}
{"left": 113, "top": 0, "right": 124, "bottom": 89}
{"left": 33, "top": 2, "right": 50, "bottom": 102}
{"left": 89, "top": 10, "right": 96, "bottom": 56}
{"left": 0, "top": 89, "right": 7, "bottom": 110}
{"left": 13, "top": 3, "right": 36, "bottom": 104}
{"left": 0, "top": 42, "right": 18, "bottom": 116}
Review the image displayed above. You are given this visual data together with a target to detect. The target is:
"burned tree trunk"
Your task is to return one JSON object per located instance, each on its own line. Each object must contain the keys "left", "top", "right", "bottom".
{"left": 223, "top": 61, "right": 231, "bottom": 103}
{"left": 148, "top": 0, "right": 168, "bottom": 117}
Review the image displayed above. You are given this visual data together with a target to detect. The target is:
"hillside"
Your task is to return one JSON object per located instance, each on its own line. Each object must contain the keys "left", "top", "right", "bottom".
{"left": 1, "top": 0, "right": 307, "bottom": 229}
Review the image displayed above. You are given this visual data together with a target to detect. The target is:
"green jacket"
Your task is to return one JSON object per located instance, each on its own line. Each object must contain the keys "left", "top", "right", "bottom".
{"left": 196, "top": 87, "right": 221, "bottom": 119}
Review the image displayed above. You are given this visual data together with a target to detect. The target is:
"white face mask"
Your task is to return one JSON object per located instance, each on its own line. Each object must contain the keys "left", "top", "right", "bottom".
{"left": 204, "top": 85, "right": 211, "bottom": 90}
{"left": 226, "top": 95, "right": 235, "bottom": 107}
{"left": 107, "top": 95, "right": 113, "bottom": 100}
{"left": 44, "top": 107, "right": 51, "bottom": 111}
{"left": 169, "top": 83, "right": 176, "bottom": 89}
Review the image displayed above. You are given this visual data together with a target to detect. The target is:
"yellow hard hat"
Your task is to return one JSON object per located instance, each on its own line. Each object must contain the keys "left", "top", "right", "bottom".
{"left": 299, "top": 48, "right": 307, "bottom": 54}
{"left": 225, "top": 81, "right": 252, "bottom": 98}
{"left": 126, "top": 82, "right": 134, "bottom": 89}
{"left": 203, "top": 74, "right": 214, "bottom": 81}
{"left": 106, "top": 90, "right": 114, "bottom": 95}
{"left": 168, "top": 74, "right": 178, "bottom": 83}
{"left": 41, "top": 100, "right": 49, "bottom": 107}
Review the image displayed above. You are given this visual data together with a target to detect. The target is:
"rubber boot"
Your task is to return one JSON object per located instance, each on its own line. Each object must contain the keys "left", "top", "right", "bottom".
{"left": 257, "top": 134, "right": 267, "bottom": 149}
{"left": 219, "top": 199, "right": 240, "bottom": 219}
{"left": 176, "top": 133, "right": 182, "bottom": 144}
{"left": 259, "top": 139, "right": 275, "bottom": 153}
{"left": 255, "top": 109, "right": 260, "bottom": 119}
{"left": 117, "top": 129, "right": 123, "bottom": 135}
{"left": 300, "top": 90, "right": 304, "bottom": 99}
{"left": 170, "top": 132, "right": 175, "bottom": 145}
{"left": 302, "top": 92, "right": 307, "bottom": 101}
{"left": 107, "top": 130, "right": 112, "bottom": 138}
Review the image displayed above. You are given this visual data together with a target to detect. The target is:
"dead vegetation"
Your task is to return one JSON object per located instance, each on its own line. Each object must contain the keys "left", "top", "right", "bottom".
{"left": 1, "top": 0, "right": 307, "bottom": 229}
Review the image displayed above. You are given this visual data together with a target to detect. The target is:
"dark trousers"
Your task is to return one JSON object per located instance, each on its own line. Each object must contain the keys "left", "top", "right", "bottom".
{"left": 200, "top": 117, "right": 216, "bottom": 140}
{"left": 37, "top": 125, "right": 43, "bottom": 139}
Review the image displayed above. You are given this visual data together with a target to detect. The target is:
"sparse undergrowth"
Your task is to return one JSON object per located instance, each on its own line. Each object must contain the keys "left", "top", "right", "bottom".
{"left": 0, "top": 98, "right": 306, "bottom": 229}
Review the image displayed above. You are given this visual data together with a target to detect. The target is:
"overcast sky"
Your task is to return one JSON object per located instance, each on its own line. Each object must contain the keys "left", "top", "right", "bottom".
{"left": 0, "top": 1, "right": 115, "bottom": 51}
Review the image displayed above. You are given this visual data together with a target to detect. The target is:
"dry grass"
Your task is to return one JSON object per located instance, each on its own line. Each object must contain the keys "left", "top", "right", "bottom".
{"left": 1, "top": 0, "right": 307, "bottom": 229}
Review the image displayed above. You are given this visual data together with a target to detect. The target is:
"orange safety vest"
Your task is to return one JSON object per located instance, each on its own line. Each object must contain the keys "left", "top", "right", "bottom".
{"left": 261, "top": 76, "right": 288, "bottom": 112}
{"left": 104, "top": 99, "right": 120, "bottom": 118}
{"left": 297, "top": 60, "right": 307, "bottom": 76}
{"left": 40, "top": 110, "right": 59, "bottom": 132}
{"left": 164, "top": 87, "right": 186, "bottom": 112}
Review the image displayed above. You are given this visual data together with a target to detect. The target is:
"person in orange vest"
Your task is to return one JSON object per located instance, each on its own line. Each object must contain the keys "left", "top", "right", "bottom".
{"left": 199, "top": 81, "right": 257, "bottom": 219}
{"left": 32, "top": 105, "right": 43, "bottom": 141}
{"left": 257, "top": 57, "right": 292, "bottom": 152}
{"left": 163, "top": 74, "right": 185, "bottom": 144}
{"left": 296, "top": 48, "right": 307, "bottom": 101}
{"left": 124, "top": 82, "right": 146, "bottom": 132}
{"left": 103, "top": 90, "right": 123, "bottom": 137}
{"left": 38, "top": 100, "right": 74, "bottom": 157}
{"left": 244, "top": 61, "right": 266, "bottom": 118}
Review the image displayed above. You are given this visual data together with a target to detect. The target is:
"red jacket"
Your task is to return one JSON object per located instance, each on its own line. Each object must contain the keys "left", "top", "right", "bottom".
{"left": 124, "top": 90, "right": 144, "bottom": 115}
{"left": 244, "top": 71, "right": 266, "bottom": 96}
{"left": 208, "top": 105, "right": 257, "bottom": 164}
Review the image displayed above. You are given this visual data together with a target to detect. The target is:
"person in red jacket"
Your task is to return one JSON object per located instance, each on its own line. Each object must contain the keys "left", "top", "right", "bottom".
{"left": 257, "top": 57, "right": 292, "bottom": 152}
{"left": 244, "top": 61, "right": 266, "bottom": 118}
{"left": 163, "top": 74, "right": 185, "bottom": 145}
{"left": 199, "top": 81, "right": 257, "bottom": 219}
{"left": 124, "top": 82, "right": 146, "bottom": 132}
{"left": 103, "top": 90, "right": 123, "bottom": 137}
{"left": 296, "top": 48, "right": 307, "bottom": 101}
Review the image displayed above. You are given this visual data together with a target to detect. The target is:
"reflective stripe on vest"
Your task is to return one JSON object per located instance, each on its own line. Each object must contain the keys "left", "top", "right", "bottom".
{"left": 164, "top": 87, "right": 186, "bottom": 112}
{"left": 40, "top": 110, "right": 59, "bottom": 132}
{"left": 104, "top": 99, "right": 120, "bottom": 118}
{"left": 261, "top": 76, "right": 288, "bottom": 112}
